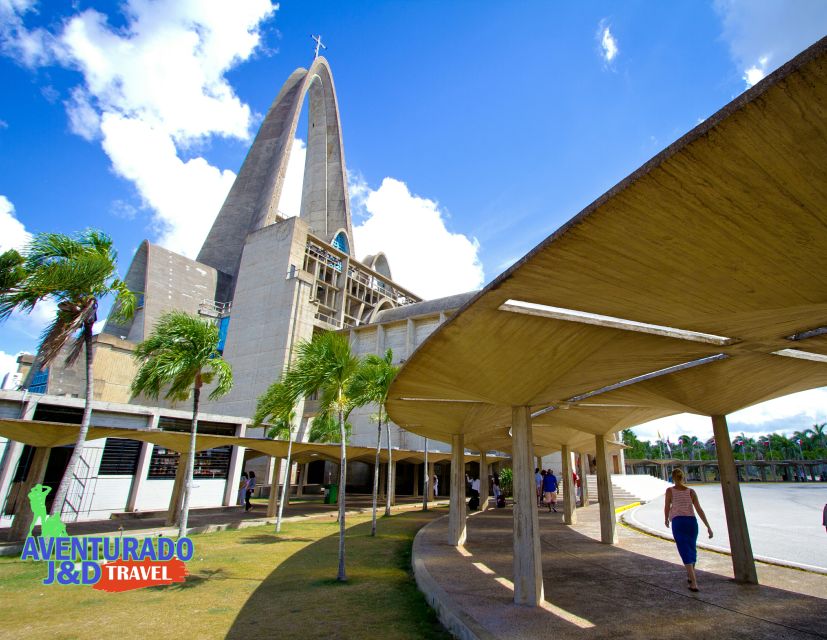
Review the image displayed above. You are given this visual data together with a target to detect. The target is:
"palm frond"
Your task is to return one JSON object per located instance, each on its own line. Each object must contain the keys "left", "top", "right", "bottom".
{"left": 308, "top": 412, "right": 352, "bottom": 443}
{"left": 0, "top": 249, "right": 25, "bottom": 294}
{"left": 132, "top": 311, "right": 232, "bottom": 402}
{"left": 253, "top": 380, "right": 296, "bottom": 428}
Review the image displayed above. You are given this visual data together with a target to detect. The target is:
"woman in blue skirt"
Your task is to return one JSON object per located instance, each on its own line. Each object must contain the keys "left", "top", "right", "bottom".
{"left": 664, "top": 468, "right": 713, "bottom": 591}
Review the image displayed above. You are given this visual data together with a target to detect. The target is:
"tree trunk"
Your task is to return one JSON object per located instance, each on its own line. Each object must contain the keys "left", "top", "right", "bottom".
{"left": 371, "top": 417, "right": 381, "bottom": 536}
{"left": 337, "top": 406, "right": 347, "bottom": 582}
{"left": 276, "top": 427, "right": 294, "bottom": 533}
{"left": 178, "top": 379, "right": 201, "bottom": 538}
{"left": 384, "top": 419, "right": 392, "bottom": 517}
{"left": 50, "top": 321, "right": 96, "bottom": 517}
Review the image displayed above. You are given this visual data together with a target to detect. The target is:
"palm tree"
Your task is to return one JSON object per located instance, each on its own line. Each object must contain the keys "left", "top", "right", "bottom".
{"left": 131, "top": 311, "right": 232, "bottom": 538}
{"left": 0, "top": 230, "right": 135, "bottom": 517}
{"left": 253, "top": 380, "right": 296, "bottom": 534}
{"left": 348, "top": 348, "right": 399, "bottom": 536}
{"left": 0, "top": 249, "right": 25, "bottom": 293}
{"left": 283, "top": 331, "right": 359, "bottom": 582}
{"left": 308, "top": 412, "right": 353, "bottom": 443}
{"left": 805, "top": 423, "right": 826, "bottom": 450}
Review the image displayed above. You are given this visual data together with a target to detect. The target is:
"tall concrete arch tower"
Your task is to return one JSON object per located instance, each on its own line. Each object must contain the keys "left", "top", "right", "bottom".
{"left": 198, "top": 57, "right": 354, "bottom": 286}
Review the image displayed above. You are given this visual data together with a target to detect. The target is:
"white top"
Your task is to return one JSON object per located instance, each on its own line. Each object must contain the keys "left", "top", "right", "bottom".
{"left": 471, "top": 478, "right": 480, "bottom": 491}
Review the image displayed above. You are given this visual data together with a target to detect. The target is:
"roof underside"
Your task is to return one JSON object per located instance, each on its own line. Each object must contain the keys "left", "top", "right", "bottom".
{"left": 387, "top": 37, "right": 827, "bottom": 454}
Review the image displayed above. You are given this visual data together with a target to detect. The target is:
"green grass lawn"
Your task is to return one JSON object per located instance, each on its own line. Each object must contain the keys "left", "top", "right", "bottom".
{"left": 0, "top": 509, "right": 451, "bottom": 640}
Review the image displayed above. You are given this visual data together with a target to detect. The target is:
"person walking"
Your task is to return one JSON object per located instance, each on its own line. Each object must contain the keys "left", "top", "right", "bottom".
{"left": 664, "top": 468, "right": 713, "bottom": 591}
{"left": 245, "top": 471, "right": 257, "bottom": 512}
{"left": 542, "top": 469, "right": 558, "bottom": 512}
{"left": 433, "top": 474, "right": 439, "bottom": 497}
{"left": 238, "top": 472, "right": 248, "bottom": 507}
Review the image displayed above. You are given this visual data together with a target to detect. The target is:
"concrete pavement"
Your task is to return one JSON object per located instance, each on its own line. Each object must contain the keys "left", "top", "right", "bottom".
{"left": 413, "top": 502, "right": 827, "bottom": 639}
{"left": 629, "top": 484, "right": 827, "bottom": 571}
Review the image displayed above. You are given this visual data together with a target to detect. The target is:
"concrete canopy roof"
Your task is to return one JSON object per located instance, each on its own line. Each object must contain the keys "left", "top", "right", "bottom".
{"left": 387, "top": 37, "right": 827, "bottom": 453}
{"left": 0, "top": 419, "right": 506, "bottom": 466}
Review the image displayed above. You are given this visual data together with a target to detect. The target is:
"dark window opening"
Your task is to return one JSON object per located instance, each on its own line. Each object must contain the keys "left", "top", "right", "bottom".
{"left": 99, "top": 438, "right": 142, "bottom": 475}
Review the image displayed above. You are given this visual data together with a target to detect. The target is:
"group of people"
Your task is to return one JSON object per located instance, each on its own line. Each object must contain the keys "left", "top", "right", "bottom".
{"left": 238, "top": 471, "right": 256, "bottom": 512}
{"left": 535, "top": 468, "right": 559, "bottom": 512}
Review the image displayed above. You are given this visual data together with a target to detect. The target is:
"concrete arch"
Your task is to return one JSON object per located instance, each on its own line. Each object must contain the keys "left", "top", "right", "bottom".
{"left": 362, "top": 252, "right": 392, "bottom": 279}
{"left": 198, "top": 57, "right": 353, "bottom": 280}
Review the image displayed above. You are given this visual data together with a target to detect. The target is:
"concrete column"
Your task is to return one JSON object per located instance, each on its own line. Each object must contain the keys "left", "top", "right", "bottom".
{"left": 535, "top": 455, "right": 542, "bottom": 470}
{"left": 223, "top": 423, "right": 246, "bottom": 507}
{"left": 712, "top": 415, "right": 758, "bottom": 584}
{"left": 389, "top": 461, "right": 397, "bottom": 506}
{"left": 0, "top": 398, "right": 38, "bottom": 515}
{"left": 296, "top": 463, "right": 308, "bottom": 497}
{"left": 126, "top": 442, "right": 152, "bottom": 512}
{"left": 9, "top": 446, "right": 51, "bottom": 541}
{"left": 378, "top": 463, "right": 387, "bottom": 498}
{"left": 405, "top": 318, "right": 414, "bottom": 359}
{"left": 166, "top": 454, "right": 188, "bottom": 526}
{"left": 595, "top": 436, "right": 617, "bottom": 544}
{"left": 448, "top": 434, "right": 466, "bottom": 546}
{"left": 512, "top": 406, "right": 544, "bottom": 606}
{"left": 267, "top": 457, "right": 284, "bottom": 517}
{"left": 427, "top": 461, "right": 435, "bottom": 502}
{"left": 561, "top": 445, "right": 576, "bottom": 525}
{"left": 579, "top": 453, "right": 590, "bottom": 507}
{"left": 479, "top": 451, "right": 488, "bottom": 511}
{"left": 412, "top": 463, "right": 420, "bottom": 497}
{"left": 759, "top": 465, "right": 767, "bottom": 482}
{"left": 0, "top": 440, "right": 23, "bottom": 516}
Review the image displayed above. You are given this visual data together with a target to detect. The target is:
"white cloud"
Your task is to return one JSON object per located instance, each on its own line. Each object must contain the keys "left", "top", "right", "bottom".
{"left": 714, "top": 0, "right": 827, "bottom": 88}
{"left": 632, "top": 388, "right": 827, "bottom": 442}
{"left": 99, "top": 112, "right": 237, "bottom": 258}
{"left": 0, "top": 0, "right": 53, "bottom": 67}
{"left": 0, "top": 194, "right": 31, "bottom": 252}
{"left": 598, "top": 21, "right": 618, "bottom": 64}
{"left": 1, "top": 1, "right": 278, "bottom": 258}
{"left": 278, "top": 138, "right": 307, "bottom": 219}
{"left": 352, "top": 177, "right": 484, "bottom": 299}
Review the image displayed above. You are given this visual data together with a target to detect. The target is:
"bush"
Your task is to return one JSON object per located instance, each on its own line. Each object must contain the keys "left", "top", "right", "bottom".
{"left": 498, "top": 467, "right": 513, "bottom": 497}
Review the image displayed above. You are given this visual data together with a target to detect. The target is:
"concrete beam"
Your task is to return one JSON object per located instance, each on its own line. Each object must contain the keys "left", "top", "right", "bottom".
{"left": 512, "top": 406, "right": 544, "bottom": 606}
{"left": 595, "top": 436, "right": 617, "bottom": 544}
{"left": 711, "top": 415, "right": 758, "bottom": 584}
{"left": 448, "top": 434, "right": 466, "bottom": 546}
{"left": 561, "top": 445, "right": 576, "bottom": 525}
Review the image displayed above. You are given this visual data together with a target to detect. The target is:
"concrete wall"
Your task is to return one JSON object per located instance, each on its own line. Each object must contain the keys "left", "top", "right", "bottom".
{"left": 204, "top": 217, "right": 316, "bottom": 419}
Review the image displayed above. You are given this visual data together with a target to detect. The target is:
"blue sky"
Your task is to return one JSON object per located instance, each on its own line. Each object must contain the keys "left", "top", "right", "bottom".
{"left": 1, "top": 1, "right": 826, "bottom": 442}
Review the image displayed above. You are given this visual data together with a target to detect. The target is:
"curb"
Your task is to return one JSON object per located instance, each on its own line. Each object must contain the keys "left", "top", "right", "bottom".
{"left": 621, "top": 505, "right": 827, "bottom": 576}
{"left": 411, "top": 513, "right": 497, "bottom": 640}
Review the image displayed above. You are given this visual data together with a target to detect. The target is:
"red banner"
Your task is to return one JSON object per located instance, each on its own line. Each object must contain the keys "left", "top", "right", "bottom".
{"left": 93, "top": 558, "right": 188, "bottom": 592}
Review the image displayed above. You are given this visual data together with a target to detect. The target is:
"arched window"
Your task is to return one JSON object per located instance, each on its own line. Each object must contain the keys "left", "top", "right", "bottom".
{"left": 332, "top": 231, "right": 350, "bottom": 255}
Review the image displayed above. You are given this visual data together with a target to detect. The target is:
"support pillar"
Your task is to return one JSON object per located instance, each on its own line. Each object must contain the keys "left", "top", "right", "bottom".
{"left": 595, "top": 436, "right": 617, "bottom": 544}
{"left": 712, "top": 415, "right": 758, "bottom": 584}
{"left": 427, "top": 461, "right": 435, "bottom": 502}
{"left": 578, "top": 453, "right": 590, "bottom": 507}
{"left": 166, "top": 453, "right": 188, "bottom": 526}
{"left": 296, "top": 463, "right": 308, "bottom": 497}
{"left": 561, "top": 445, "right": 576, "bottom": 525}
{"left": 512, "top": 406, "right": 544, "bottom": 606}
{"left": 412, "top": 463, "right": 420, "bottom": 497}
{"left": 378, "top": 463, "right": 387, "bottom": 498}
{"left": 266, "top": 457, "right": 284, "bottom": 517}
{"left": 0, "top": 440, "right": 23, "bottom": 516}
{"left": 448, "top": 434, "right": 466, "bottom": 546}
{"left": 9, "top": 446, "right": 51, "bottom": 541}
{"left": 127, "top": 442, "right": 152, "bottom": 512}
{"left": 479, "top": 451, "right": 488, "bottom": 511}
{"left": 389, "top": 461, "right": 397, "bottom": 506}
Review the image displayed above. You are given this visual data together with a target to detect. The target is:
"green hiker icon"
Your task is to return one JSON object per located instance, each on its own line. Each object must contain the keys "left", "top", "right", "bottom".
{"left": 28, "top": 485, "right": 68, "bottom": 538}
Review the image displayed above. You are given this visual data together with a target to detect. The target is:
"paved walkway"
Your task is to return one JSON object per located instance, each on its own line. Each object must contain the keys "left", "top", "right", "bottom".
{"left": 413, "top": 503, "right": 827, "bottom": 639}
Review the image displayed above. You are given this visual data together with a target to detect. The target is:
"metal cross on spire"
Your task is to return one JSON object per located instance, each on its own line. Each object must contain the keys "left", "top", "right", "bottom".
{"left": 311, "top": 34, "right": 327, "bottom": 59}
